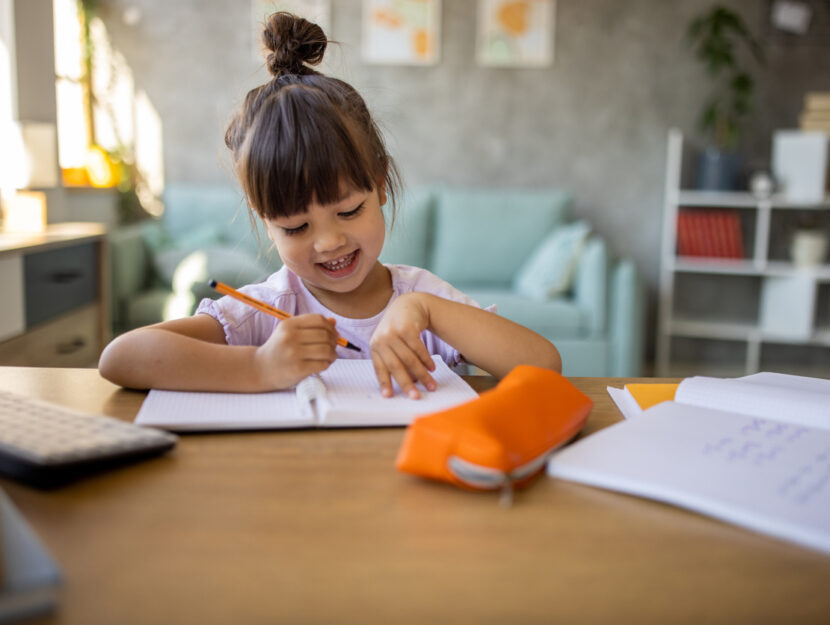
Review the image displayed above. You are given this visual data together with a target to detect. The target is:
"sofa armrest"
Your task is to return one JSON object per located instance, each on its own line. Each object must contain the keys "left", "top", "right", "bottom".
{"left": 572, "top": 237, "right": 607, "bottom": 337}
{"left": 608, "top": 259, "right": 645, "bottom": 377}
{"left": 108, "top": 222, "right": 161, "bottom": 330}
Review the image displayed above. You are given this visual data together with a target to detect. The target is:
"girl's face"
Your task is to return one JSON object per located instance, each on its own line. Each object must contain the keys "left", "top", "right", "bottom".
{"left": 264, "top": 184, "right": 387, "bottom": 301}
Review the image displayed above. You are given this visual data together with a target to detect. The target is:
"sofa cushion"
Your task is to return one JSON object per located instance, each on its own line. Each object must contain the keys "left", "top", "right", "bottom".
{"left": 430, "top": 188, "right": 571, "bottom": 287}
{"left": 163, "top": 185, "right": 266, "bottom": 258}
{"left": 461, "top": 288, "right": 587, "bottom": 339}
{"left": 154, "top": 245, "right": 272, "bottom": 298}
{"left": 379, "top": 187, "right": 434, "bottom": 267}
{"left": 126, "top": 288, "right": 177, "bottom": 326}
{"left": 513, "top": 220, "right": 591, "bottom": 300}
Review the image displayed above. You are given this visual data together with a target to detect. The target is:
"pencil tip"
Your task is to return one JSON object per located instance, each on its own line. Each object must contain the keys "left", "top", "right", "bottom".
{"left": 208, "top": 279, "right": 217, "bottom": 288}
{"left": 346, "top": 341, "right": 361, "bottom": 352}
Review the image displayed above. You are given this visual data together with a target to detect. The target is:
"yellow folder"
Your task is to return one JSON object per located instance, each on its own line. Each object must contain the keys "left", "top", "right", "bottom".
{"left": 624, "top": 384, "right": 678, "bottom": 410}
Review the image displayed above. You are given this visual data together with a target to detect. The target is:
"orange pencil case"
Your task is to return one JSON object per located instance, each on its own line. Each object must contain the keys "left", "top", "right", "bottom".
{"left": 396, "top": 365, "right": 593, "bottom": 491}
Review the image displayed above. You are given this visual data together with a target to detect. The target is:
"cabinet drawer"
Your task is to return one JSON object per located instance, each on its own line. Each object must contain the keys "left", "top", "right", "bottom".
{"left": 24, "top": 242, "right": 99, "bottom": 327}
{"left": 0, "top": 304, "right": 100, "bottom": 367}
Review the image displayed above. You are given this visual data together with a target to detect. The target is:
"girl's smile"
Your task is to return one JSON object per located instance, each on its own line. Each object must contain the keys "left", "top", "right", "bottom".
{"left": 317, "top": 249, "right": 360, "bottom": 278}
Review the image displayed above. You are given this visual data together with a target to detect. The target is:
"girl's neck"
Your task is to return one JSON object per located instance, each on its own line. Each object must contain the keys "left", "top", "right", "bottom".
{"left": 302, "top": 262, "right": 393, "bottom": 319}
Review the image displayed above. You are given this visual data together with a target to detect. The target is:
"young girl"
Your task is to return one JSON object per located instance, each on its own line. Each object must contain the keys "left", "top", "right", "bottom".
{"left": 99, "top": 12, "right": 561, "bottom": 399}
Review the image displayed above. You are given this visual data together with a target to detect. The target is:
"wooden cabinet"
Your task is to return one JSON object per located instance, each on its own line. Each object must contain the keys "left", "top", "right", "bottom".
{"left": 656, "top": 129, "right": 830, "bottom": 377}
{"left": 0, "top": 223, "right": 108, "bottom": 367}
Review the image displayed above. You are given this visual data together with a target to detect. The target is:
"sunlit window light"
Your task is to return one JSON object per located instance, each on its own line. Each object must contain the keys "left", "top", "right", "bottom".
{"left": 135, "top": 90, "right": 164, "bottom": 216}
{"left": 1, "top": 27, "right": 14, "bottom": 125}
{"left": 53, "top": 0, "right": 87, "bottom": 172}
{"left": 90, "top": 17, "right": 134, "bottom": 153}
{"left": 52, "top": 0, "right": 165, "bottom": 214}
{"left": 54, "top": 79, "right": 86, "bottom": 169}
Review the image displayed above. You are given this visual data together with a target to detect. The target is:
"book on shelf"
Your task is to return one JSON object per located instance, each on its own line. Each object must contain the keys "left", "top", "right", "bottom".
{"left": 549, "top": 372, "right": 830, "bottom": 554}
{"left": 799, "top": 114, "right": 830, "bottom": 134}
{"left": 800, "top": 92, "right": 830, "bottom": 134}
{"left": 804, "top": 91, "right": 830, "bottom": 112}
{"left": 676, "top": 210, "right": 743, "bottom": 259}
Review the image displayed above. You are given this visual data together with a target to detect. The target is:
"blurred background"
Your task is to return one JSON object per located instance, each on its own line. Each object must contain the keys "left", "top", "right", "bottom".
{"left": 2, "top": 0, "right": 829, "bottom": 376}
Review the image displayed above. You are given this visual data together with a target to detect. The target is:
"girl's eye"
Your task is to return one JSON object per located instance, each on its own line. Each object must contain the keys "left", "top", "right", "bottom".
{"left": 338, "top": 203, "right": 364, "bottom": 219}
{"left": 282, "top": 223, "right": 308, "bottom": 236}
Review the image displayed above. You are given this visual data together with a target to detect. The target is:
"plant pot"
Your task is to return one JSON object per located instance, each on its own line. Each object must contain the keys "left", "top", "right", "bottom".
{"left": 697, "top": 147, "right": 741, "bottom": 191}
{"left": 790, "top": 229, "right": 828, "bottom": 267}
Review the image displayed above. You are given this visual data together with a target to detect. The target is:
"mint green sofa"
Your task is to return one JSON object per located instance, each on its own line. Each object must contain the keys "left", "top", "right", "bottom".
{"left": 108, "top": 185, "right": 644, "bottom": 376}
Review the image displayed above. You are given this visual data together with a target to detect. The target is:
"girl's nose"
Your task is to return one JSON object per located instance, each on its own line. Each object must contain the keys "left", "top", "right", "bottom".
{"left": 313, "top": 225, "right": 347, "bottom": 253}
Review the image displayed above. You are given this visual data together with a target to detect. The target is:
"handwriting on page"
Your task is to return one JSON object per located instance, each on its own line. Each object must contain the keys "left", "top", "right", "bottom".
{"left": 702, "top": 418, "right": 830, "bottom": 506}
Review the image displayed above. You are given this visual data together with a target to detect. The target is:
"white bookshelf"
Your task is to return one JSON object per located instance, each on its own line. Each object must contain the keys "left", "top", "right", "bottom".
{"left": 655, "top": 129, "right": 830, "bottom": 377}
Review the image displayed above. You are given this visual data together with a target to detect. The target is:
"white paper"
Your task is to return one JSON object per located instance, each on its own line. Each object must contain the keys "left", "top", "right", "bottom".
{"left": 548, "top": 401, "right": 830, "bottom": 554}
{"left": 676, "top": 374, "right": 830, "bottom": 430}
{"left": 606, "top": 385, "right": 643, "bottom": 420}
{"left": 135, "top": 388, "right": 309, "bottom": 431}
{"left": 135, "top": 356, "right": 477, "bottom": 431}
{"left": 318, "top": 355, "right": 477, "bottom": 426}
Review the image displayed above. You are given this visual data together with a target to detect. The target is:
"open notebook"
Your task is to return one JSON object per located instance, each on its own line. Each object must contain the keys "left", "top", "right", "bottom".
{"left": 135, "top": 356, "right": 478, "bottom": 431}
{"left": 608, "top": 371, "right": 830, "bottom": 426}
{"left": 549, "top": 372, "right": 830, "bottom": 554}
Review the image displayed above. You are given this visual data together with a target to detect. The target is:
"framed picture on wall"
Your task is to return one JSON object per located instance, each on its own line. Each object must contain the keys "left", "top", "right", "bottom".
{"left": 362, "top": 0, "right": 441, "bottom": 65}
{"left": 476, "top": 0, "right": 555, "bottom": 67}
{"left": 251, "top": 0, "right": 332, "bottom": 63}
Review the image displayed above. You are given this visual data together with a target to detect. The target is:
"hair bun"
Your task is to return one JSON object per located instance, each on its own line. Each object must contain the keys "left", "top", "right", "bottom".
{"left": 263, "top": 12, "right": 327, "bottom": 76}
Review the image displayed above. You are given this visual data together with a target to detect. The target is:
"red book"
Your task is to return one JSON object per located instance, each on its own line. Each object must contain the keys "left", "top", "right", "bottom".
{"left": 689, "top": 212, "right": 705, "bottom": 256}
{"left": 726, "top": 212, "right": 745, "bottom": 259}
{"left": 712, "top": 212, "right": 729, "bottom": 257}
{"left": 676, "top": 212, "right": 692, "bottom": 256}
{"left": 700, "top": 212, "right": 715, "bottom": 257}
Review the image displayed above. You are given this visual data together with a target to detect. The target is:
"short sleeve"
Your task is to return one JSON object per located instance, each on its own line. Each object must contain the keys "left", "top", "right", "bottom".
{"left": 194, "top": 283, "right": 296, "bottom": 346}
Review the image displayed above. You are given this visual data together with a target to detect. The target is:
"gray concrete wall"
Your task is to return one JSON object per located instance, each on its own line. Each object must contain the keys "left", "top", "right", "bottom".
{"left": 95, "top": 0, "right": 830, "bottom": 350}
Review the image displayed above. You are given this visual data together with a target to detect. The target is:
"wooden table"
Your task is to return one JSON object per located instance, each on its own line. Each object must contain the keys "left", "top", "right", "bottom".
{"left": 2, "top": 368, "right": 829, "bottom": 624}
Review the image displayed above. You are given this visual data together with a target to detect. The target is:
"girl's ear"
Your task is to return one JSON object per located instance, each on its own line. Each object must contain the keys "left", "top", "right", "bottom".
{"left": 263, "top": 219, "right": 277, "bottom": 244}
{"left": 376, "top": 178, "right": 388, "bottom": 207}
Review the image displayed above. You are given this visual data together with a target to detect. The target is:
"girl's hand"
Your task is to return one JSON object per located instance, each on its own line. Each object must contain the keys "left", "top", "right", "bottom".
{"left": 253, "top": 314, "right": 338, "bottom": 389}
{"left": 369, "top": 293, "right": 438, "bottom": 399}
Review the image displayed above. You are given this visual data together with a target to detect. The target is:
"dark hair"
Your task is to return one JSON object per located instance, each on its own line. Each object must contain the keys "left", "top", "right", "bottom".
{"left": 225, "top": 12, "right": 400, "bottom": 222}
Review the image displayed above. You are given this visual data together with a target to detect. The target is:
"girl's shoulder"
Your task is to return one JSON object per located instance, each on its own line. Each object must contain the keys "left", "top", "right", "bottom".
{"left": 228, "top": 266, "right": 301, "bottom": 312}
{"left": 387, "top": 264, "right": 477, "bottom": 306}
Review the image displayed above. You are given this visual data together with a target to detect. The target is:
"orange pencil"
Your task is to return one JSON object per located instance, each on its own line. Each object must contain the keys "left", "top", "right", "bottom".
{"left": 209, "top": 279, "right": 361, "bottom": 352}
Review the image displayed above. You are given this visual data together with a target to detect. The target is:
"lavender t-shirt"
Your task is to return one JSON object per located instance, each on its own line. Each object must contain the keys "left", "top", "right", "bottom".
{"left": 195, "top": 264, "right": 491, "bottom": 367}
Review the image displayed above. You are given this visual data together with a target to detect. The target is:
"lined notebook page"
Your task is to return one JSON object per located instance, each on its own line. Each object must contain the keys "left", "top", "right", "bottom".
{"left": 548, "top": 401, "right": 830, "bottom": 554}
{"left": 135, "top": 389, "right": 308, "bottom": 431}
{"left": 676, "top": 374, "right": 830, "bottom": 430}
{"left": 318, "top": 356, "right": 478, "bottom": 426}
{"left": 134, "top": 356, "right": 477, "bottom": 431}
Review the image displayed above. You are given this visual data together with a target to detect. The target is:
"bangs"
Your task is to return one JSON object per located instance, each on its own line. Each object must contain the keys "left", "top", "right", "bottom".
{"left": 240, "top": 84, "right": 379, "bottom": 219}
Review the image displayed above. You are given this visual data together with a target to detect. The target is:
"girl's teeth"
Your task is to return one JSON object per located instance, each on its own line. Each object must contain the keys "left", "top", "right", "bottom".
{"left": 322, "top": 252, "right": 355, "bottom": 270}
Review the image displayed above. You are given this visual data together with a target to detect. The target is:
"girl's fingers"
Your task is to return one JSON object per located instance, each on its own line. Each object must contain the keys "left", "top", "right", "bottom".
{"left": 385, "top": 353, "right": 420, "bottom": 399}
{"left": 372, "top": 341, "right": 435, "bottom": 399}
{"left": 406, "top": 333, "right": 437, "bottom": 374}
{"left": 388, "top": 334, "right": 436, "bottom": 392}
{"left": 300, "top": 343, "right": 337, "bottom": 362}
{"left": 371, "top": 353, "right": 395, "bottom": 398}
{"left": 296, "top": 327, "right": 339, "bottom": 346}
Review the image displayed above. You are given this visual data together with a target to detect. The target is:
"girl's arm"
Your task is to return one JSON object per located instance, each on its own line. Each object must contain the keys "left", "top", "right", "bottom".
{"left": 98, "top": 313, "right": 338, "bottom": 392}
{"left": 369, "top": 292, "right": 561, "bottom": 398}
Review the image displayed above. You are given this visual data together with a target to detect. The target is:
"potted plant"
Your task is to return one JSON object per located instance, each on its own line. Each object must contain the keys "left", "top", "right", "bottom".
{"left": 686, "top": 5, "right": 765, "bottom": 190}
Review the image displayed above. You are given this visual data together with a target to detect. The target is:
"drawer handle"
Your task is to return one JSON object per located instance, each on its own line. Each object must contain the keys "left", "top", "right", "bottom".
{"left": 50, "top": 270, "right": 83, "bottom": 284}
{"left": 56, "top": 337, "right": 86, "bottom": 354}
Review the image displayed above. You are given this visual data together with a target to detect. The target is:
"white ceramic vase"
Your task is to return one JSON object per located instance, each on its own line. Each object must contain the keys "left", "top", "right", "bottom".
{"left": 790, "top": 229, "right": 828, "bottom": 267}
